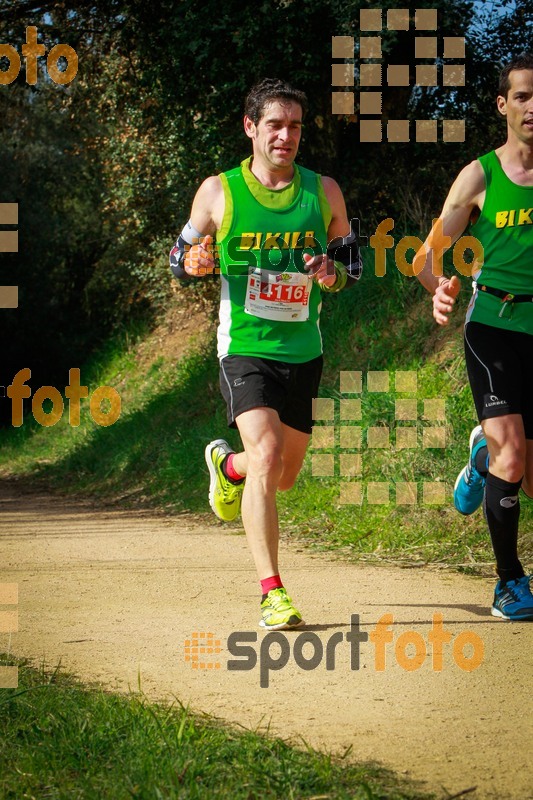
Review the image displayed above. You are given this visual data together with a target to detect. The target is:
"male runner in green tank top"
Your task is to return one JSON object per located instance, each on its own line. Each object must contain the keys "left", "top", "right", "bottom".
{"left": 169, "top": 79, "right": 361, "bottom": 629}
{"left": 416, "top": 54, "right": 533, "bottom": 621}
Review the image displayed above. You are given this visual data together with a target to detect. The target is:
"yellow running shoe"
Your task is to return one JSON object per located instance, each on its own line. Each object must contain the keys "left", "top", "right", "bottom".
{"left": 205, "top": 439, "right": 244, "bottom": 522}
{"left": 259, "top": 588, "right": 304, "bottom": 630}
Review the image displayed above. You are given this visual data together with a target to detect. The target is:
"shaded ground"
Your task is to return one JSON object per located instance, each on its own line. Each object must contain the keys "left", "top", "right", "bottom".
{"left": 1, "top": 482, "right": 531, "bottom": 800}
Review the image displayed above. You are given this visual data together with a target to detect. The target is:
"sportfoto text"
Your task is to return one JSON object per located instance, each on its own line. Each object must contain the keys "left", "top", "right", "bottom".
{"left": 227, "top": 614, "right": 484, "bottom": 688}
{"left": 186, "top": 217, "right": 484, "bottom": 277}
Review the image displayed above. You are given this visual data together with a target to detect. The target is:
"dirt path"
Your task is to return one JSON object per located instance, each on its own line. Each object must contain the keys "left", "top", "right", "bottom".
{"left": 1, "top": 483, "right": 531, "bottom": 800}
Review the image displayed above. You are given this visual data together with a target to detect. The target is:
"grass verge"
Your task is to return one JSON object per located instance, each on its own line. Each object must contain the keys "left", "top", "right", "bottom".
{"left": 0, "top": 655, "right": 432, "bottom": 800}
{"left": 0, "top": 263, "right": 531, "bottom": 573}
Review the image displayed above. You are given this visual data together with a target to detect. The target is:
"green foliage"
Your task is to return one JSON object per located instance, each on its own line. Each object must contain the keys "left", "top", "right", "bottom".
{"left": 1, "top": 1, "right": 532, "bottom": 570}
{"left": 0, "top": 656, "right": 431, "bottom": 799}
{"left": 2, "top": 0, "right": 532, "bottom": 401}
{"left": 2, "top": 260, "right": 530, "bottom": 572}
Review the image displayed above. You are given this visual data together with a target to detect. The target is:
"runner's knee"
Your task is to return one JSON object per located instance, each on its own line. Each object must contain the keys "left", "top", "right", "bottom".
{"left": 490, "top": 450, "right": 525, "bottom": 483}
{"left": 246, "top": 442, "right": 283, "bottom": 484}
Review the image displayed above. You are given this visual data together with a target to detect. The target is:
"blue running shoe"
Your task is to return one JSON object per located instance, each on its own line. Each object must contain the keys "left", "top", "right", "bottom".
{"left": 491, "top": 576, "right": 533, "bottom": 621}
{"left": 453, "top": 425, "right": 487, "bottom": 515}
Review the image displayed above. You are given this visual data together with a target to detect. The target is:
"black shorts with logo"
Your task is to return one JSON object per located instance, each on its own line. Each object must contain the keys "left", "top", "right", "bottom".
{"left": 219, "top": 354, "right": 323, "bottom": 434}
{"left": 464, "top": 321, "right": 533, "bottom": 439}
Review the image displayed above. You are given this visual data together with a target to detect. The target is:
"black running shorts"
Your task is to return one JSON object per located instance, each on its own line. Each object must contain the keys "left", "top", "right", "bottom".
{"left": 219, "top": 354, "right": 323, "bottom": 434}
{"left": 464, "top": 321, "right": 533, "bottom": 439}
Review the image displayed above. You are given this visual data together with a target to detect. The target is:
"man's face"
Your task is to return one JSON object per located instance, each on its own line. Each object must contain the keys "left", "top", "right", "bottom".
{"left": 497, "top": 68, "right": 533, "bottom": 145}
{"left": 244, "top": 99, "right": 303, "bottom": 169}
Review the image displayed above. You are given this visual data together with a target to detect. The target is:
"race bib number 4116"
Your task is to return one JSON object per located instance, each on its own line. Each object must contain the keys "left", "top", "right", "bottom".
{"left": 245, "top": 269, "right": 312, "bottom": 322}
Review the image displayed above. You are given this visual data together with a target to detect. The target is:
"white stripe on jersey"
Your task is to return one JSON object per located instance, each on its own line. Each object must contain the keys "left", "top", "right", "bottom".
{"left": 217, "top": 275, "right": 232, "bottom": 360}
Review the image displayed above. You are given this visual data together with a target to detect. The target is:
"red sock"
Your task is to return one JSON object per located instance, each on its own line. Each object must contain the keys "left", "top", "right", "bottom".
{"left": 225, "top": 453, "right": 245, "bottom": 481}
{"left": 261, "top": 575, "right": 283, "bottom": 596}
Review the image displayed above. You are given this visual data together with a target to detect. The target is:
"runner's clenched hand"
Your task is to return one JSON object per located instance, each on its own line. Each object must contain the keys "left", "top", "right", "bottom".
{"left": 184, "top": 234, "right": 216, "bottom": 276}
{"left": 433, "top": 275, "right": 461, "bottom": 326}
{"left": 303, "top": 252, "right": 337, "bottom": 288}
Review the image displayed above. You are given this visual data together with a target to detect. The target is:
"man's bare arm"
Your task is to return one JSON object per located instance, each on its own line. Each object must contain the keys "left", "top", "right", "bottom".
{"left": 188, "top": 176, "right": 223, "bottom": 236}
{"left": 170, "top": 176, "right": 224, "bottom": 278}
{"left": 324, "top": 176, "right": 362, "bottom": 288}
{"left": 322, "top": 176, "right": 350, "bottom": 241}
{"left": 303, "top": 176, "right": 359, "bottom": 289}
{"left": 415, "top": 160, "right": 485, "bottom": 325}
{"left": 184, "top": 176, "right": 225, "bottom": 275}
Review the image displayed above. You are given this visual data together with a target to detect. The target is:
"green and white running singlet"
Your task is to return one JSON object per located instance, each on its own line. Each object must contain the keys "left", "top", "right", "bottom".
{"left": 466, "top": 150, "right": 533, "bottom": 335}
{"left": 215, "top": 157, "right": 331, "bottom": 362}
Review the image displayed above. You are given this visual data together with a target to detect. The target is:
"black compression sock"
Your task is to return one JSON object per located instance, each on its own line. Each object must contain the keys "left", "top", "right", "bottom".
{"left": 483, "top": 472, "right": 525, "bottom": 583}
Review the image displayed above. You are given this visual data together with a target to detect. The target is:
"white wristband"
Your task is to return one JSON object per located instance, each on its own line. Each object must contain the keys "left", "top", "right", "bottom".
{"left": 181, "top": 220, "right": 206, "bottom": 244}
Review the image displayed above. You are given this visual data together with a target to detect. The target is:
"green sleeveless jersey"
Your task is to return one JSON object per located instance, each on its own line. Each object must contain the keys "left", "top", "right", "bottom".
{"left": 215, "top": 157, "right": 331, "bottom": 362}
{"left": 466, "top": 150, "right": 533, "bottom": 335}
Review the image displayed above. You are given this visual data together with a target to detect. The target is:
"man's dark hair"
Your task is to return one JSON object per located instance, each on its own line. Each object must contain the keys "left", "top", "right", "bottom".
{"left": 498, "top": 53, "right": 533, "bottom": 98}
{"left": 244, "top": 79, "right": 308, "bottom": 124}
